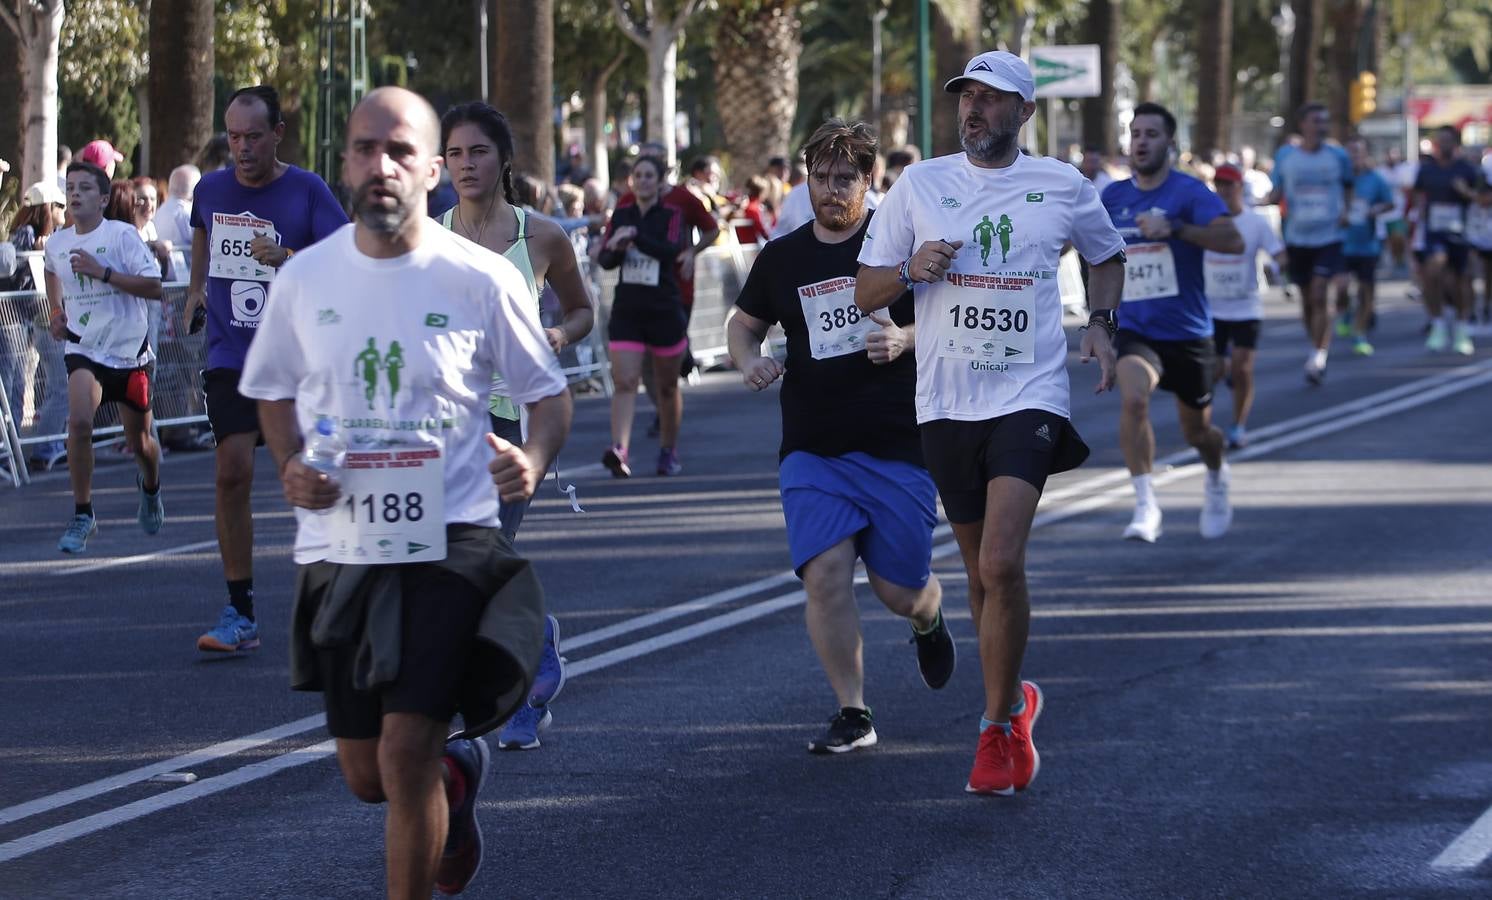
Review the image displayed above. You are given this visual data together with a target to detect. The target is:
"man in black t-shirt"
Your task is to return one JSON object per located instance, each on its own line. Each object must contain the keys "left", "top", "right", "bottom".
{"left": 728, "top": 119, "right": 955, "bottom": 756}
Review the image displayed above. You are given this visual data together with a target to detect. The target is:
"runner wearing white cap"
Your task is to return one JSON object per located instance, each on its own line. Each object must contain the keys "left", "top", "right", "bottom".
{"left": 857, "top": 50, "right": 1126, "bottom": 797}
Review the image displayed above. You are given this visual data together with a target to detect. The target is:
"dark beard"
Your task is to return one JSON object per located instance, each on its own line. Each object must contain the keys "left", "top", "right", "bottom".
{"left": 353, "top": 178, "right": 411, "bottom": 234}
{"left": 814, "top": 193, "right": 866, "bottom": 232}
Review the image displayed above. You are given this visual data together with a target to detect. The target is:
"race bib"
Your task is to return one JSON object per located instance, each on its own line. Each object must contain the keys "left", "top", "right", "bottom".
{"left": 1204, "top": 253, "right": 1250, "bottom": 300}
{"left": 1293, "top": 186, "right": 1333, "bottom": 224}
{"left": 209, "top": 212, "right": 278, "bottom": 281}
{"left": 1122, "top": 243, "right": 1179, "bottom": 302}
{"left": 799, "top": 276, "right": 874, "bottom": 360}
{"left": 1347, "top": 197, "right": 1370, "bottom": 227}
{"left": 326, "top": 447, "right": 447, "bottom": 564}
{"left": 1428, "top": 202, "right": 1464, "bottom": 234}
{"left": 936, "top": 272, "right": 1035, "bottom": 365}
{"left": 620, "top": 248, "right": 660, "bottom": 286}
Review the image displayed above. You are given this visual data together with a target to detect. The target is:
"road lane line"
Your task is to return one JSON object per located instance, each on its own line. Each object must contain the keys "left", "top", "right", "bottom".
{"left": 1432, "top": 804, "right": 1492, "bottom": 872}
{"left": 2, "top": 357, "right": 1488, "bottom": 861}
{"left": 0, "top": 714, "right": 326, "bottom": 826}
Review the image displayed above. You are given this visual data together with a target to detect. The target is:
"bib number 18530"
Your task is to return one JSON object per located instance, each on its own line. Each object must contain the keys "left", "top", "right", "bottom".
{"left": 947, "top": 304, "right": 1029, "bottom": 333}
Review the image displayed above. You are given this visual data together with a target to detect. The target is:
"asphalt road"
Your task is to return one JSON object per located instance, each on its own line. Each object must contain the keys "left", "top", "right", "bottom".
{"left": 1, "top": 280, "right": 1490, "bottom": 899}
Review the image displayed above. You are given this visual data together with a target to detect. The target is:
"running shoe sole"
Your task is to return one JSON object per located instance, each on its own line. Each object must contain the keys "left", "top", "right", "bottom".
{"left": 196, "top": 634, "right": 261, "bottom": 652}
{"left": 1015, "top": 682, "right": 1045, "bottom": 791}
{"left": 808, "top": 728, "right": 878, "bottom": 755}
{"left": 497, "top": 708, "right": 552, "bottom": 751}
{"left": 602, "top": 448, "right": 631, "bottom": 478}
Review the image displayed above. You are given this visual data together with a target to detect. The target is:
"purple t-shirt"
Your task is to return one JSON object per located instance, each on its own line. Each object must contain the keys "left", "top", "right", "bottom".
{"left": 191, "top": 165, "right": 347, "bottom": 370}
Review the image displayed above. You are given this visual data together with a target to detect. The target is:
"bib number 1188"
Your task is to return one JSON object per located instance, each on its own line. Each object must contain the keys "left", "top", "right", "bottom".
{"left": 343, "top": 491, "right": 426, "bottom": 524}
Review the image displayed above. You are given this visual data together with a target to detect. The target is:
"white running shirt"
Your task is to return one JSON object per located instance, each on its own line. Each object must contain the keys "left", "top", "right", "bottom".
{"left": 859, "top": 152, "right": 1124, "bottom": 422}
{"left": 239, "top": 224, "right": 567, "bottom": 564}
{"left": 43, "top": 219, "right": 162, "bottom": 369}
{"left": 1203, "top": 208, "right": 1284, "bottom": 322}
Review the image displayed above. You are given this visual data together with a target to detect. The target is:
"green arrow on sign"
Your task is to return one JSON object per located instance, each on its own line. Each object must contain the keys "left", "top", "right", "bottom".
{"left": 1033, "top": 56, "right": 1085, "bottom": 88}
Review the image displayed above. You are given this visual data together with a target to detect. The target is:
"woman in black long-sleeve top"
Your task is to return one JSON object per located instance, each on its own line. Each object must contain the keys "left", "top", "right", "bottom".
{"left": 597, "top": 155, "right": 691, "bottom": 477}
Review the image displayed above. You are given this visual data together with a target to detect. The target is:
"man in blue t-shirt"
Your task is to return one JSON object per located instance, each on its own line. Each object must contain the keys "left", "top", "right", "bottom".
{"left": 184, "top": 85, "right": 348, "bottom": 654}
{"left": 1335, "top": 137, "right": 1395, "bottom": 357}
{"left": 1270, "top": 102, "right": 1354, "bottom": 384}
{"left": 1101, "top": 101, "right": 1242, "bottom": 544}
{"left": 1413, "top": 125, "right": 1481, "bottom": 356}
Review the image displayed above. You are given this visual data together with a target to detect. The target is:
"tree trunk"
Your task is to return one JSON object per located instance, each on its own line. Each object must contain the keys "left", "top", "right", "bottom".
{"left": 584, "top": 53, "right": 625, "bottom": 192}
{"left": 14, "top": 0, "right": 65, "bottom": 190}
{"left": 147, "top": 0, "right": 213, "bottom": 178}
{"left": 0, "top": 24, "right": 22, "bottom": 187}
{"left": 1005, "top": 11, "right": 1033, "bottom": 57}
{"left": 930, "top": 0, "right": 979, "bottom": 158}
{"left": 493, "top": 0, "right": 555, "bottom": 185}
{"left": 1081, "top": 0, "right": 1119, "bottom": 154}
{"left": 1193, "top": 0, "right": 1234, "bottom": 159}
{"left": 713, "top": 1, "right": 800, "bottom": 187}
{"left": 1286, "top": 0, "right": 1325, "bottom": 127}
{"left": 645, "top": 29, "right": 679, "bottom": 171}
{"left": 1327, "top": 0, "right": 1365, "bottom": 140}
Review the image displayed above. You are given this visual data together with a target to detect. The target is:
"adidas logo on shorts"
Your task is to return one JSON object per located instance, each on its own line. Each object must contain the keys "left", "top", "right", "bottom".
{"left": 1035, "top": 423, "right": 1052, "bottom": 442}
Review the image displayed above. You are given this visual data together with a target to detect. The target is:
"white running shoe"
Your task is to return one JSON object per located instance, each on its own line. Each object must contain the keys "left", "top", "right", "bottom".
{"left": 1123, "top": 504, "right": 1163, "bottom": 543}
{"left": 1426, "top": 319, "right": 1449, "bottom": 353}
{"left": 1200, "top": 465, "right": 1233, "bottom": 540}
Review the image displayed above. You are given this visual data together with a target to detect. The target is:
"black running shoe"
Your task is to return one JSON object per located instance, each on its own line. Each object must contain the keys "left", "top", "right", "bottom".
{"left": 808, "top": 707, "right": 877, "bottom": 755}
{"left": 910, "top": 608, "right": 957, "bottom": 690}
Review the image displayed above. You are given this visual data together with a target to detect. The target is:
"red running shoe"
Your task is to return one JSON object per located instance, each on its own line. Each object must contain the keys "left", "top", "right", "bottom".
{"left": 1011, "top": 680, "right": 1045, "bottom": 791}
{"left": 965, "top": 726, "right": 1015, "bottom": 796}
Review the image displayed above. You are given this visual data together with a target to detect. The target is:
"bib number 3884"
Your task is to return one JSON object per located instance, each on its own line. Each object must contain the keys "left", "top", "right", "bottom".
{"left": 326, "top": 449, "right": 447, "bottom": 564}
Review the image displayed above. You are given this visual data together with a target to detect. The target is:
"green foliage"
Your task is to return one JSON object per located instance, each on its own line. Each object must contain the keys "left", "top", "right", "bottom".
{"left": 58, "top": 0, "right": 147, "bottom": 176}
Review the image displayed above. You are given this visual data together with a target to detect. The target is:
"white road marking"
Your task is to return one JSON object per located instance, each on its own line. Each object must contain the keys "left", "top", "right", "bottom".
{"left": 1432, "top": 803, "right": 1492, "bottom": 872}
{"left": 1, "top": 357, "right": 1488, "bottom": 864}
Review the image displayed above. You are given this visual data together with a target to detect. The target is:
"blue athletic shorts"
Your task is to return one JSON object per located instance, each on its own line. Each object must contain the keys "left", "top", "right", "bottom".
{"left": 779, "top": 451, "right": 938, "bottom": 589}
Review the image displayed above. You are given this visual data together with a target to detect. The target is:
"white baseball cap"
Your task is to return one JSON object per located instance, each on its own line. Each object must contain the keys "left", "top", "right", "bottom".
{"left": 944, "top": 51, "right": 1035, "bottom": 102}
{"left": 23, "top": 180, "right": 65, "bottom": 207}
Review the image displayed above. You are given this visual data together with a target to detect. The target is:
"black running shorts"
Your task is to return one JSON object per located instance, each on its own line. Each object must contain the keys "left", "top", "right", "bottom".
{"left": 1285, "top": 242, "right": 1344, "bottom": 286}
{"left": 1342, "top": 254, "right": 1378, "bottom": 284}
{"left": 64, "top": 354, "right": 153, "bottom": 414}
{"left": 1211, "top": 318, "right": 1261, "bottom": 355}
{"left": 1115, "top": 329, "right": 1215, "bottom": 410}
{"left": 920, "top": 410, "right": 1090, "bottom": 524}
{"left": 315, "top": 564, "right": 493, "bottom": 739}
{"left": 203, "top": 368, "right": 263, "bottom": 441}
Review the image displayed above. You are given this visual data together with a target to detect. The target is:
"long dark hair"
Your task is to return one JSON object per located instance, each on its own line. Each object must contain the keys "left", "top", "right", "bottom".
{"left": 9, "top": 202, "right": 58, "bottom": 241}
{"left": 440, "top": 102, "right": 517, "bottom": 206}
{"left": 105, "top": 180, "right": 136, "bottom": 223}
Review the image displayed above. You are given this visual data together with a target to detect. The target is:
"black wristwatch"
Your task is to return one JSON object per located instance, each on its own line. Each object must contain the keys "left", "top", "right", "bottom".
{"left": 1085, "top": 308, "right": 1117, "bottom": 338}
{"left": 101, "top": 267, "right": 113, "bottom": 284}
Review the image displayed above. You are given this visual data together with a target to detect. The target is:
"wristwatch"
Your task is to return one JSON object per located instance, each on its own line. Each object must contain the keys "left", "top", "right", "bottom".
{"left": 1085, "top": 308, "right": 1117, "bottom": 338}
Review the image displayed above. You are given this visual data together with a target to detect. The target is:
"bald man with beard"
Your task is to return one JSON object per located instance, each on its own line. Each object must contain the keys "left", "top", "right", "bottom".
{"left": 240, "top": 87, "right": 573, "bottom": 898}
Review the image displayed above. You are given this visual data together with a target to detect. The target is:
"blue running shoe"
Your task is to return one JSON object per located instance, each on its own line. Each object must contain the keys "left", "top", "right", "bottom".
{"left": 57, "top": 513, "right": 97, "bottom": 554}
{"left": 530, "top": 615, "right": 567, "bottom": 706}
{"left": 196, "top": 604, "right": 260, "bottom": 653}
{"left": 437, "top": 736, "right": 491, "bottom": 895}
{"left": 137, "top": 475, "right": 164, "bottom": 535}
{"left": 496, "top": 703, "right": 552, "bottom": 751}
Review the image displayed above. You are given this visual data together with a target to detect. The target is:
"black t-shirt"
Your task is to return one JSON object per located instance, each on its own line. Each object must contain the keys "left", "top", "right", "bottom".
{"left": 734, "top": 212, "right": 921, "bottom": 465}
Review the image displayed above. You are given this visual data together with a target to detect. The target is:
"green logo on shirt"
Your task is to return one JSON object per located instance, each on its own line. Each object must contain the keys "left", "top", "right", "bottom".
{"left": 973, "top": 214, "right": 1015, "bottom": 265}
{"left": 424, "top": 313, "right": 449, "bottom": 328}
{"left": 1025, "top": 192, "right": 1044, "bottom": 203}
{"left": 78, "top": 311, "right": 91, "bottom": 327}
{"left": 355, "top": 338, "right": 407, "bottom": 410}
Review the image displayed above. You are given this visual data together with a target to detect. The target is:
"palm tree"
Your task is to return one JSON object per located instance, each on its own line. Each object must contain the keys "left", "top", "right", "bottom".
{"left": 930, "top": 0, "right": 979, "bottom": 158}
{"left": 1193, "top": 0, "right": 1234, "bottom": 159}
{"left": 148, "top": 0, "right": 213, "bottom": 177}
{"left": 493, "top": 0, "right": 556, "bottom": 184}
{"left": 712, "top": 0, "right": 801, "bottom": 185}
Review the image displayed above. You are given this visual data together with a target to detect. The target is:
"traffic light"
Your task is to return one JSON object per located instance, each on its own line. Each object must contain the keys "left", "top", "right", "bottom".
{"left": 1350, "top": 72, "right": 1378, "bottom": 124}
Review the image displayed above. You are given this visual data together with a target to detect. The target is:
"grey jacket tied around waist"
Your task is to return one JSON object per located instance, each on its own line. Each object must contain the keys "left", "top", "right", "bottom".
{"left": 290, "top": 524, "right": 546, "bottom": 740}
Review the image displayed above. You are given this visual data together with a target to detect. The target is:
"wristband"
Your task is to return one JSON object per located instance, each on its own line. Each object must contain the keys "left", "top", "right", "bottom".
{"left": 1085, "top": 309, "right": 1118, "bottom": 338}
{"left": 102, "top": 267, "right": 113, "bottom": 284}
{"left": 897, "top": 258, "right": 915, "bottom": 288}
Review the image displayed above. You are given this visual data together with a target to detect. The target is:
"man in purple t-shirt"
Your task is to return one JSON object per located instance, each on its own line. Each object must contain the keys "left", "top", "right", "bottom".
{"left": 184, "top": 85, "right": 348, "bottom": 654}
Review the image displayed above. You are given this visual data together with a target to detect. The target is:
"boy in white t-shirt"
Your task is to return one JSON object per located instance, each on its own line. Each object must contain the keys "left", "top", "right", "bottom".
{"left": 1204, "top": 165, "right": 1285, "bottom": 449}
{"left": 44, "top": 162, "right": 165, "bottom": 553}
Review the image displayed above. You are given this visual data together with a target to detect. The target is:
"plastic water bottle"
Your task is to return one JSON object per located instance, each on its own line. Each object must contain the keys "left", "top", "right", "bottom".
{"left": 302, "top": 416, "right": 346, "bottom": 516}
